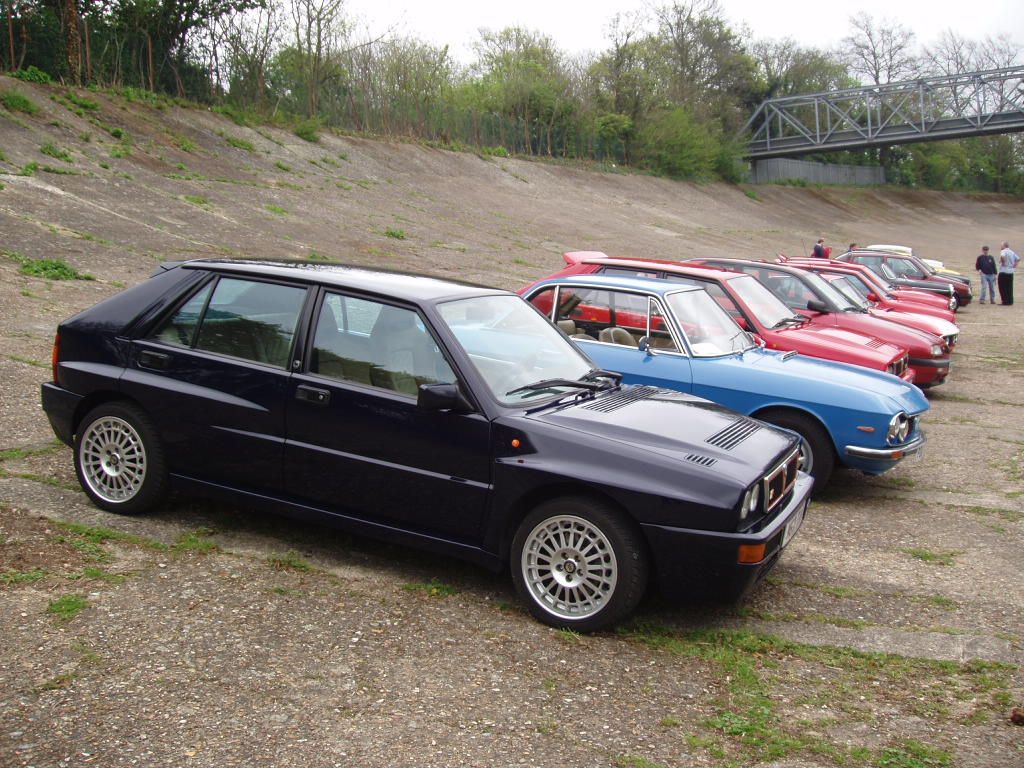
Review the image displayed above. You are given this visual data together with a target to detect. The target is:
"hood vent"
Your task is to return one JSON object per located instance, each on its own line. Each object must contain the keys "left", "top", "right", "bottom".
{"left": 706, "top": 417, "right": 762, "bottom": 450}
{"left": 866, "top": 337, "right": 886, "bottom": 348}
{"left": 583, "top": 385, "right": 660, "bottom": 413}
{"left": 685, "top": 453, "right": 717, "bottom": 467}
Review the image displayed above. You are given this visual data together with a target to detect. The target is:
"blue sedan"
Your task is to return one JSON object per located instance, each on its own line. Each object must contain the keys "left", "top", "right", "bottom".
{"left": 523, "top": 274, "right": 929, "bottom": 488}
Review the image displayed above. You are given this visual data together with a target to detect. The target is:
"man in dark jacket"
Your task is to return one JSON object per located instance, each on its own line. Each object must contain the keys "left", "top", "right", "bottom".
{"left": 812, "top": 238, "right": 827, "bottom": 258}
{"left": 976, "top": 245, "right": 997, "bottom": 304}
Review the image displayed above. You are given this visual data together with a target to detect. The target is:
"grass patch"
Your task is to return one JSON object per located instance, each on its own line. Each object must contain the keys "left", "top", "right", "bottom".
{"left": 265, "top": 204, "right": 287, "bottom": 215}
{"left": 401, "top": 579, "right": 457, "bottom": 597}
{"left": 308, "top": 251, "right": 332, "bottom": 261}
{"left": 222, "top": 134, "right": 254, "bottom": 152}
{"left": 384, "top": 228, "right": 406, "bottom": 240}
{"left": 55, "top": 520, "right": 168, "bottom": 552}
{"left": 877, "top": 739, "right": 953, "bottom": 767}
{"left": 183, "top": 194, "right": 209, "bottom": 206}
{"left": 268, "top": 550, "right": 313, "bottom": 572}
{"left": 47, "top": 593, "right": 89, "bottom": 621}
{"left": 902, "top": 547, "right": 959, "bottom": 566}
{"left": 172, "top": 527, "right": 219, "bottom": 554}
{"left": 0, "top": 89, "right": 39, "bottom": 114}
{"left": 69, "top": 566, "right": 126, "bottom": 584}
{"left": 110, "top": 143, "right": 131, "bottom": 159}
{"left": 16, "top": 256, "right": 94, "bottom": 281}
{"left": 174, "top": 135, "right": 195, "bottom": 152}
{"left": 40, "top": 143, "right": 73, "bottom": 163}
{"left": 1, "top": 568, "right": 46, "bottom": 584}
{"left": 274, "top": 161, "right": 293, "bottom": 172}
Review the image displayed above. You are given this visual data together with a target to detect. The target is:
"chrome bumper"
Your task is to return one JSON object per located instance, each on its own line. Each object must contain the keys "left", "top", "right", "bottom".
{"left": 845, "top": 432, "right": 926, "bottom": 461}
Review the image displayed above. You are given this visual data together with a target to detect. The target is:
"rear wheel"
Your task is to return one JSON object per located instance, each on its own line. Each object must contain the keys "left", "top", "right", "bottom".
{"left": 74, "top": 402, "right": 167, "bottom": 514}
{"left": 759, "top": 410, "right": 835, "bottom": 490}
{"left": 511, "top": 496, "right": 648, "bottom": 632}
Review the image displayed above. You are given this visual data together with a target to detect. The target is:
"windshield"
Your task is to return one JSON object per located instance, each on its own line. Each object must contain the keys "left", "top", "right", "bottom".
{"left": 665, "top": 289, "right": 754, "bottom": 356}
{"left": 827, "top": 275, "right": 870, "bottom": 309}
{"left": 727, "top": 274, "right": 800, "bottom": 329}
{"left": 802, "top": 270, "right": 855, "bottom": 309}
{"left": 437, "top": 295, "right": 596, "bottom": 405}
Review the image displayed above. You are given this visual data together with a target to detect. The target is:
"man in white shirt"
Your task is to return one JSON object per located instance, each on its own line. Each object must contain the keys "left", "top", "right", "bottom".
{"left": 998, "top": 241, "right": 1020, "bottom": 306}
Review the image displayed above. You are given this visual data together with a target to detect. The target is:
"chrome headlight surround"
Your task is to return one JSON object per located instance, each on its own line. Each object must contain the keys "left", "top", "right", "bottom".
{"left": 887, "top": 412, "right": 910, "bottom": 445}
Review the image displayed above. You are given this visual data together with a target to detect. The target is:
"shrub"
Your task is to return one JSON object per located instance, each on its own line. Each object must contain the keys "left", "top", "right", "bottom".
{"left": 40, "top": 143, "right": 73, "bottom": 163}
{"left": 294, "top": 119, "right": 320, "bottom": 143}
{"left": 11, "top": 66, "right": 51, "bottom": 84}
{"left": 0, "top": 90, "right": 39, "bottom": 115}
{"left": 482, "top": 146, "right": 510, "bottom": 158}
{"left": 18, "top": 257, "right": 93, "bottom": 280}
{"left": 224, "top": 134, "right": 254, "bottom": 152}
{"left": 637, "top": 107, "right": 720, "bottom": 180}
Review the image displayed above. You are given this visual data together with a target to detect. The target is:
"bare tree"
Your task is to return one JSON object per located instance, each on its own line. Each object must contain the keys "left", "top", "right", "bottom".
{"left": 841, "top": 12, "right": 918, "bottom": 85}
{"left": 290, "top": 0, "right": 348, "bottom": 117}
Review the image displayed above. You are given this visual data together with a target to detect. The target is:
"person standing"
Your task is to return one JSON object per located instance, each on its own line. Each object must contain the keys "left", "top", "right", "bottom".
{"left": 975, "top": 245, "right": 998, "bottom": 303}
{"left": 998, "top": 241, "right": 1020, "bottom": 305}
{"left": 812, "top": 238, "right": 827, "bottom": 258}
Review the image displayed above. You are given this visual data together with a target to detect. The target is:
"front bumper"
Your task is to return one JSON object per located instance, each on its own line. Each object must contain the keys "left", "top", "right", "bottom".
{"left": 642, "top": 473, "right": 813, "bottom": 603}
{"left": 845, "top": 432, "right": 925, "bottom": 466}
{"left": 907, "top": 357, "right": 951, "bottom": 386}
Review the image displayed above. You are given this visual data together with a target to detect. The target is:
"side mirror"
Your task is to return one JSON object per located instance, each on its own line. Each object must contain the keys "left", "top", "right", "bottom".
{"left": 418, "top": 382, "right": 474, "bottom": 413}
{"left": 638, "top": 336, "right": 653, "bottom": 355}
{"left": 806, "top": 299, "right": 828, "bottom": 313}
{"left": 866, "top": 292, "right": 879, "bottom": 302}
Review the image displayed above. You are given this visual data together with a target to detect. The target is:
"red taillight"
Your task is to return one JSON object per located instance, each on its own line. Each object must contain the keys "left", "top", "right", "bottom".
{"left": 51, "top": 333, "right": 61, "bottom": 384}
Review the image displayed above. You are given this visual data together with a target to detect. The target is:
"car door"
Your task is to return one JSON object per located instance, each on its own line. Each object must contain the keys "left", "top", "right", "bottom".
{"left": 284, "top": 290, "right": 492, "bottom": 544}
{"left": 121, "top": 273, "right": 310, "bottom": 495}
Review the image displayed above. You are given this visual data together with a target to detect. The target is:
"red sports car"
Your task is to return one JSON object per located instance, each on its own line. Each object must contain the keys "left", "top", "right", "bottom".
{"left": 522, "top": 252, "right": 915, "bottom": 381}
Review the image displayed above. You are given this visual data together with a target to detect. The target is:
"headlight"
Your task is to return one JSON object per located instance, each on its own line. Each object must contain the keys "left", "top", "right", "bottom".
{"left": 930, "top": 344, "right": 943, "bottom": 357}
{"left": 887, "top": 412, "right": 910, "bottom": 444}
{"left": 740, "top": 484, "right": 760, "bottom": 520}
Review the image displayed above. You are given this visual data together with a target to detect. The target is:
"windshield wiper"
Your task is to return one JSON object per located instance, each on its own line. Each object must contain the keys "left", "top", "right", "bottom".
{"left": 506, "top": 378, "right": 604, "bottom": 396}
{"left": 771, "top": 316, "right": 805, "bottom": 329}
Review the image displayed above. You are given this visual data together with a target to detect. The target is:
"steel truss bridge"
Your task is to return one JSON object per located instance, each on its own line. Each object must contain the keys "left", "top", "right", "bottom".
{"left": 742, "top": 65, "right": 1024, "bottom": 159}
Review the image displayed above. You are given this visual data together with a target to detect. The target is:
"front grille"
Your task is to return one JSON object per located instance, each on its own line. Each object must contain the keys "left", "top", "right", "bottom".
{"left": 944, "top": 333, "right": 958, "bottom": 347}
{"left": 764, "top": 448, "right": 801, "bottom": 515}
{"left": 583, "top": 385, "right": 659, "bottom": 412}
{"left": 887, "top": 355, "right": 909, "bottom": 377}
{"left": 706, "top": 417, "right": 762, "bottom": 451}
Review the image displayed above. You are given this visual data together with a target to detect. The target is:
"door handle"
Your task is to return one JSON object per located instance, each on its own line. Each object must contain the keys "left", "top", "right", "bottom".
{"left": 296, "top": 385, "right": 330, "bottom": 406}
{"left": 138, "top": 350, "right": 170, "bottom": 370}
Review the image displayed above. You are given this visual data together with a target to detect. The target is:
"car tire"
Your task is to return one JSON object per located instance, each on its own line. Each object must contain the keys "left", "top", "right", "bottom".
{"left": 511, "top": 496, "right": 648, "bottom": 632}
{"left": 74, "top": 401, "right": 167, "bottom": 515}
{"left": 759, "top": 410, "right": 834, "bottom": 490}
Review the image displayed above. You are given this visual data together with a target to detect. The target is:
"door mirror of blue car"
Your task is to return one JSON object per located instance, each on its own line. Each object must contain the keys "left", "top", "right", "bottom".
{"left": 638, "top": 336, "right": 652, "bottom": 355}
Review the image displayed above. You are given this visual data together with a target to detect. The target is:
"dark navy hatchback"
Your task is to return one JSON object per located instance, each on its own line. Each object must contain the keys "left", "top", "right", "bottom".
{"left": 42, "top": 260, "right": 812, "bottom": 630}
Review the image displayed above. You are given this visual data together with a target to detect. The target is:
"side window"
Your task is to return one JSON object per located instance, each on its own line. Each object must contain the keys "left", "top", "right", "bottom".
{"left": 311, "top": 294, "right": 454, "bottom": 396}
{"left": 527, "top": 286, "right": 557, "bottom": 320}
{"left": 153, "top": 282, "right": 214, "bottom": 347}
{"left": 152, "top": 278, "right": 306, "bottom": 368}
{"left": 890, "top": 258, "right": 923, "bottom": 278}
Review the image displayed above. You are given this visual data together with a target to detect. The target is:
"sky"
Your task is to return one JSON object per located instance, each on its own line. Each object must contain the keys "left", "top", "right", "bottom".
{"left": 343, "top": 0, "right": 1024, "bottom": 63}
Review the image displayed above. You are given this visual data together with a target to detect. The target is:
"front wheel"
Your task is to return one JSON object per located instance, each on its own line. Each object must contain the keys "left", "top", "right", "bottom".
{"left": 74, "top": 402, "right": 167, "bottom": 514}
{"left": 511, "top": 497, "right": 648, "bottom": 632}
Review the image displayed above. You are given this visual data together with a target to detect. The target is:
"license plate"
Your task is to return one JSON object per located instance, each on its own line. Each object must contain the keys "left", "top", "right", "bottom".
{"left": 782, "top": 502, "right": 806, "bottom": 548}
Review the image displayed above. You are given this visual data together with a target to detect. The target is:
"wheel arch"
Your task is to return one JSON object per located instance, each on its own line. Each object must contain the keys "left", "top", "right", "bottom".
{"left": 750, "top": 404, "right": 838, "bottom": 454}
{"left": 495, "top": 481, "right": 648, "bottom": 566}
{"left": 72, "top": 391, "right": 143, "bottom": 438}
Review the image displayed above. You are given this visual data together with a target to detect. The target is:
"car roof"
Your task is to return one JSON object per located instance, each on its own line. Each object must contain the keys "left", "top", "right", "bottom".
{"left": 539, "top": 272, "right": 703, "bottom": 296}
{"left": 177, "top": 259, "right": 504, "bottom": 303}
{"left": 580, "top": 256, "right": 747, "bottom": 282}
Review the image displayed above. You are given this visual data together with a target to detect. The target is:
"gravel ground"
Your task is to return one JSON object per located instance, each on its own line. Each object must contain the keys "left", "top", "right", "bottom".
{"left": 1, "top": 77, "right": 1022, "bottom": 767}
